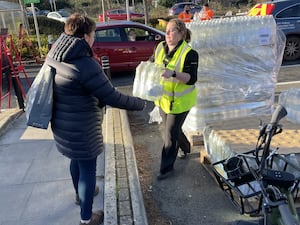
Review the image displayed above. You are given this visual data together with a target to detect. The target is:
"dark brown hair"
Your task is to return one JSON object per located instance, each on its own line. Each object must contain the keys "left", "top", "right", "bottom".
{"left": 64, "top": 13, "right": 96, "bottom": 38}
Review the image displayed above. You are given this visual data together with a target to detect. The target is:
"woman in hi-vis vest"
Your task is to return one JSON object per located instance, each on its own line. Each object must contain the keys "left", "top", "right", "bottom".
{"left": 153, "top": 18, "right": 199, "bottom": 180}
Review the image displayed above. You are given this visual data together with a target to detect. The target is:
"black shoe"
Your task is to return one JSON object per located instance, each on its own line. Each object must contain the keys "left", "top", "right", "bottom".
{"left": 157, "top": 170, "right": 173, "bottom": 180}
{"left": 75, "top": 185, "right": 100, "bottom": 205}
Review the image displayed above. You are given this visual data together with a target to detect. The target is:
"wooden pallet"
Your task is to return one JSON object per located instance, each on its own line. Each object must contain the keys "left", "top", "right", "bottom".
{"left": 186, "top": 131, "right": 204, "bottom": 146}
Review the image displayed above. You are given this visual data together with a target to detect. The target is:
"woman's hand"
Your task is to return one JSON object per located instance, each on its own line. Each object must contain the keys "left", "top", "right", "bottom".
{"left": 161, "top": 69, "right": 174, "bottom": 79}
{"left": 162, "top": 69, "right": 191, "bottom": 84}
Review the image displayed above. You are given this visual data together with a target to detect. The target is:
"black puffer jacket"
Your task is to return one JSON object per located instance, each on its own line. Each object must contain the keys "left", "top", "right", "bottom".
{"left": 46, "top": 33, "right": 145, "bottom": 160}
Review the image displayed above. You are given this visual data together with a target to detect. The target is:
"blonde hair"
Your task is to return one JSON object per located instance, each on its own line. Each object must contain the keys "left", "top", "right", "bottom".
{"left": 168, "top": 18, "right": 189, "bottom": 41}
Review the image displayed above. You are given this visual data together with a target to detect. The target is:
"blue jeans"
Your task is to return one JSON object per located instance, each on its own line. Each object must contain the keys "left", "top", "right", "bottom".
{"left": 70, "top": 158, "right": 97, "bottom": 220}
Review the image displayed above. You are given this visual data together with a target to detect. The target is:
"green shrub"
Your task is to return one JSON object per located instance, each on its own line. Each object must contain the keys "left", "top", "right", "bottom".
{"left": 158, "top": 0, "right": 173, "bottom": 8}
{"left": 20, "top": 16, "right": 64, "bottom": 58}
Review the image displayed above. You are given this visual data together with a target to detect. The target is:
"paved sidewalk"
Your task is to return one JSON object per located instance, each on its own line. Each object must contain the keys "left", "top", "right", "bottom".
{"left": 0, "top": 107, "right": 147, "bottom": 225}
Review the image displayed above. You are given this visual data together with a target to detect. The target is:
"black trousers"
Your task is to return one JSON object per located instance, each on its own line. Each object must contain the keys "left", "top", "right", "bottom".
{"left": 159, "top": 108, "right": 190, "bottom": 174}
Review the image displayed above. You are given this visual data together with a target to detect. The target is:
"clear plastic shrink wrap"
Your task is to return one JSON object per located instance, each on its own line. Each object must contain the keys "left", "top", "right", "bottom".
{"left": 279, "top": 88, "right": 300, "bottom": 124}
{"left": 132, "top": 61, "right": 165, "bottom": 101}
{"left": 183, "top": 15, "right": 286, "bottom": 132}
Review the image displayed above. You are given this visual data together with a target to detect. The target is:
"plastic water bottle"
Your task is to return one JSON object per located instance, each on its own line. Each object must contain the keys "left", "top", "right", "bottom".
{"left": 132, "top": 62, "right": 143, "bottom": 97}
{"left": 145, "top": 63, "right": 163, "bottom": 101}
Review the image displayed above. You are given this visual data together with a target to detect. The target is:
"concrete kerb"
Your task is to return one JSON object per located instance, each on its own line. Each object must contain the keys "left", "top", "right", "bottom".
{"left": 120, "top": 109, "right": 148, "bottom": 225}
{"left": 104, "top": 107, "right": 118, "bottom": 225}
{"left": 104, "top": 107, "right": 148, "bottom": 225}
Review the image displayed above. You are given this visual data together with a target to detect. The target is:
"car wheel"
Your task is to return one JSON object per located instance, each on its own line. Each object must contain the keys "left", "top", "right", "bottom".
{"left": 283, "top": 36, "right": 300, "bottom": 61}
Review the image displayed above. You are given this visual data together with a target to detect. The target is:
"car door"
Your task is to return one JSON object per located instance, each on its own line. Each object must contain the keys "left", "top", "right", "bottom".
{"left": 93, "top": 27, "right": 131, "bottom": 72}
{"left": 116, "top": 9, "right": 127, "bottom": 20}
{"left": 123, "top": 26, "right": 162, "bottom": 70}
{"left": 275, "top": 3, "right": 300, "bottom": 35}
{"left": 107, "top": 9, "right": 119, "bottom": 20}
{"left": 108, "top": 9, "right": 125, "bottom": 20}
{"left": 274, "top": 3, "right": 300, "bottom": 60}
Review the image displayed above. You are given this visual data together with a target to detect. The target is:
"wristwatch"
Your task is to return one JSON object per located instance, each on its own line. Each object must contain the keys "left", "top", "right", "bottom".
{"left": 172, "top": 71, "right": 176, "bottom": 77}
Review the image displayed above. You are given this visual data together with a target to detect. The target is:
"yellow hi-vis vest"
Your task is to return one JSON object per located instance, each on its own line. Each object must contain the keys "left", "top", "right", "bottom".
{"left": 154, "top": 41, "right": 197, "bottom": 114}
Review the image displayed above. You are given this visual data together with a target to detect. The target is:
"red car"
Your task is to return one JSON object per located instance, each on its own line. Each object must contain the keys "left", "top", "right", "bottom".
{"left": 98, "top": 8, "right": 144, "bottom": 22}
{"left": 93, "top": 21, "right": 165, "bottom": 73}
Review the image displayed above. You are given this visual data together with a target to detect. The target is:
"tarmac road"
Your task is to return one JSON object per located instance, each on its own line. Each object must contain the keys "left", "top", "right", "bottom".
{"left": 126, "top": 99, "right": 259, "bottom": 225}
{"left": 114, "top": 85, "right": 258, "bottom": 225}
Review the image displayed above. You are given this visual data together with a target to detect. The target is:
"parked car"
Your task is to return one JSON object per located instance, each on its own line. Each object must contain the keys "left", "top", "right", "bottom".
{"left": 168, "top": 2, "right": 202, "bottom": 16}
{"left": 93, "top": 21, "right": 165, "bottom": 73}
{"left": 98, "top": 8, "right": 144, "bottom": 22}
{"left": 47, "top": 10, "right": 70, "bottom": 23}
{"left": 26, "top": 7, "right": 42, "bottom": 16}
{"left": 26, "top": 7, "right": 50, "bottom": 16}
{"left": 248, "top": 0, "right": 300, "bottom": 61}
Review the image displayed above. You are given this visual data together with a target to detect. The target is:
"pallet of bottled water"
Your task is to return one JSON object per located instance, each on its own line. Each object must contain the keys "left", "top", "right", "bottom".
{"left": 183, "top": 15, "right": 286, "bottom": 132}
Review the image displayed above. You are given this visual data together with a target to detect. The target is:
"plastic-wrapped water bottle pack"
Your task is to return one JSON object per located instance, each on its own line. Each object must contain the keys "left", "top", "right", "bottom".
{"left": 132, "top": 61, "right": 165, "bottom": 101}
{"left": 183, "top": 15, "right": 286, "bottom": 132}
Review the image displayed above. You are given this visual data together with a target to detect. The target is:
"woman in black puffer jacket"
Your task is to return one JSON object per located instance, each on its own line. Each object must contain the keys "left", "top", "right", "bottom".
{"left": 46, "top": 13, "right": 146, "bottom": 225}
